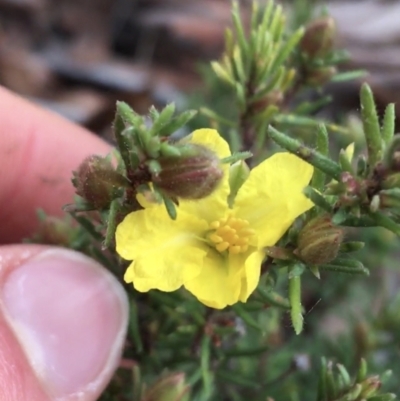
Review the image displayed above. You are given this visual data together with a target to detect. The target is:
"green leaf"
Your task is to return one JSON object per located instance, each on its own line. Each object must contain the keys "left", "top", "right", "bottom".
{"left": 356, "top": 358, "right": 368, "bottom": 382}
{"left": 231, "top": 304, "right": 263, "bottom": 331}
{"left": 232, "top": 45, "right": 246, "bottom": 83}
{"left": 269, "top": 27, "right": 304, "bottom": 75}
{"left": 339, "top": 241, "right": 365, "bottom": 253}
{"left": 312, "top": 124, "right": 329, "bottom": 192}
{"left": 320, "top": 257, "right": 369, "bottom": 275}
{"left": 317, "top": 358, "right": 328, "bottom": 401}
{"left": 360, "top": 83, "right": 383, "bottom": 168}
{"left": 381, "top": 103, "right": 396, "bottom": 144}
{"left": 339, "top": 148, "right": 354, "bottom": 173}
{"left": 129, "top": 300, "right": 144, "bottom": 354}
{"left": 162, "top": 195, "right": 177, "bottom": 220}
{"left": 269, "top": 3, "right": 284, "bottom": 42}
{"left": 368, "top": 395, "right": 397, "bottom": 401}
{"left": 274, "top": 114, "right": 351, "bottom": 135}
{"left": 116, "top": 101, "right": 142, "bottom": 126}
{"left": 102, "top": 199, "right": 120, "bottom": 250}
{"left": 200, "top": 336, "right": 213, "bottom": 397}
{"left": 260, "top": 0, "right": 274, "bottom": 34}
{"left": 231, "top": 1, "right": 249, "bottom": 57}
{"left": 289, "top": 267, "right": 303, "bottom": 335}
{"left": 149, "top": 103, "right": 176, "bottom": 136}
{"left": 220, "top": 151, "right": 253, "bottom": 164}
{"left": 216, "top": 369, "right": 261, "bottom": 389}
{"left": 330, "top": 70, "right": 367, "bottom": 82}
{"left": 256, "top": 286, "right": 291, "bottom": 309}
{"left": 200, "top": 107, "right": 236, "bottom": 127}
{"left": 211, "top": 61, "right": 235, "bottom": 86}
{"left": 159, "top": 110, "right": 198, "bottom": 136}
{"left": 113, "top": 111, "right": 132, "bottom": 170}
{"left": 268, "top": 126, "right": 342, "bottom": 180}
{"left": 370, "top": 211, "right": 400, "bottom": 236}
{"left": 336, "top": 364, "right": 351, "bottom": 387}
{"left": 303, "top": 186, "right": 333, "bottom": 212}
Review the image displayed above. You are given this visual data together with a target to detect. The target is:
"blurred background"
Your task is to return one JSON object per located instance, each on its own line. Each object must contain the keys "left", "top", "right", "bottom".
{"left": 1, "top": 0, "right": 400, "bottom": 138}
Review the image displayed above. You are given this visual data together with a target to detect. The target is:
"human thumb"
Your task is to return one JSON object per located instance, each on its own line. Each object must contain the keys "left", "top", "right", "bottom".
{"left": 0, "top": 245, "right": 128, "bottom": 401}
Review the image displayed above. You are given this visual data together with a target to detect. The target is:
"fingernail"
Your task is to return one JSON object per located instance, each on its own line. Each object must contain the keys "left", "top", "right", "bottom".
{"left": 1, "top": 248, "right": 128, "bottom": 399}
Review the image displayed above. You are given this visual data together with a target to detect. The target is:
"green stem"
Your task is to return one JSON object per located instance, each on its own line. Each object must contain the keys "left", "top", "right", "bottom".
{"left": 268, "top": 126, "right": 342, "bottom": 180}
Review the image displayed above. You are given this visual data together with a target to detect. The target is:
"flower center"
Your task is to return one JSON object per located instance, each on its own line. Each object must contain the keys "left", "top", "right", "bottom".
{"left": 208, "top": 216, "right": 255, "bottom": 254}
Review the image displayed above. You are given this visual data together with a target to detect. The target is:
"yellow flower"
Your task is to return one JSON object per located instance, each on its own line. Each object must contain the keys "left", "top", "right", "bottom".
{"left": 116, "top": 129, "right": 313, "bottom": 309}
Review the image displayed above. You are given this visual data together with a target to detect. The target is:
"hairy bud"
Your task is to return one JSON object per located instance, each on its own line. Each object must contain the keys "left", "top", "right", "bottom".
{"left": 305, "top": 66, "right": 337, "bottom": 86}
{"left": 152, "top": 143, "right": 223, "bottom": 199}
{"left": 33, "top": 216, "right": 78, "bottom": 246}
{"left": 251, "top": 90, "right": 284, "bottom": 113}
{"left": 300, "top": 16, "right": 336, "bottom": 58}
{"left": 359, "top": 376, "right": 381, "bottom": 398}
{"left": 73, "top": 155, "right": 128, "bottom": 209}
{"left": 295, "top": 215, "right": 344, "bottom": 265}
{"left": 382, "top": 172, "right": 400, "bottom": 189}
{"left": 142, "top": 373, "right": 190, "bottom": 401}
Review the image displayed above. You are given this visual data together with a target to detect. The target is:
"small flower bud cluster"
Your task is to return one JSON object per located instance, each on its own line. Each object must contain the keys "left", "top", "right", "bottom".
{"left": 142, "top": 373, "right": 190, "bottom": 401}
{"left": 32, "top": 216, "right": 79, "bottom": 247}
{"left": 300, "top": 17, "right": 337, "bottom": 87}
{"left": 71, "top": 101, "right": 227, "bottom": 221}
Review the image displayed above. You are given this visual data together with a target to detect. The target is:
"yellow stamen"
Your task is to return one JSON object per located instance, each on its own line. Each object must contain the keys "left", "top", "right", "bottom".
{"left": 216, "top": 242, "right": 230, "bottom": 252}
{"left": 208, "top": 215, "right": 254, "bottom": 254}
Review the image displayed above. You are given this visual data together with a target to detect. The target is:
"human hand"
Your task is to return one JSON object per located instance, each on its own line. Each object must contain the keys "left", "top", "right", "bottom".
{"left": 0, "top": 87, "right": 128, "bottom": 401}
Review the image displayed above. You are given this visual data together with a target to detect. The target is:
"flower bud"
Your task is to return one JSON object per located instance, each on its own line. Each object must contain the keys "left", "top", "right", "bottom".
{"left": 142, "top": 373, "right": 190, "bottom": 401}
{"left": 300, "top": 16, "right": 336, "bottom": 58}
{"left": 33, "top": 216, "right": 78, "bottom": 246}
{"left": 295, "top": 215, "right": 344, "bottom": 265}
{"left": 382, "top": 172, "right": 400, "bottom": 189}
{"left": 73, "top": 155, "right": 128, "bottom": 209}
{"left": 305, "top": 66, "right": 336, "bottom": 86}
{"left": 359, "top": 376, "right": 381, "bottom": 398}
{"left": 250, "top": 91, "right": 284, "bottom": 113}
{"left": 152, "top": 143, "right": 224, "bottom": 199}
{"left": 383, "top": 134, "right": 400, "bottom": 171}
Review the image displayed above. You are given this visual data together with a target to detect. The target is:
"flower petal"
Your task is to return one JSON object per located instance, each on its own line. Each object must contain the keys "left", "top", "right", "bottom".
{"left": 116, "top": 205, "right": 208, "bottom": 290}
{"left": 189, "top": 128, "right": 231, "bottom": 159}
{"left": 234, "top": 153, "right": 313, "bottom": 247}
{"left": 184, "top": 250, "right": 242, "bottom": 309}
{"left": 237, "top": 250, "right": 264, "bottom": 302}
{"left": 124, "top": 243, "right": 206, "bottom": 292}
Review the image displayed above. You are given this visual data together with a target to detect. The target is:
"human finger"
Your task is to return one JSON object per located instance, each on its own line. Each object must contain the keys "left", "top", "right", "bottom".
{"left": 0, "top": 244, "right": 128, "bottom": 401}
{"left": 0, "top": 87, "right": 111, "bottom": 243}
